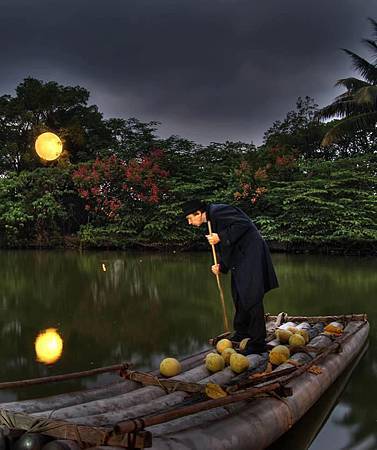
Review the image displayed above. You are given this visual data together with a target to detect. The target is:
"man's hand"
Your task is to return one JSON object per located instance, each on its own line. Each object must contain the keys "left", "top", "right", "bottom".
{"left": 211, "top": 264, "right": 220, "bottom": 275}
{"left": 206, "top": 233, "right": 220, "bottom": 245}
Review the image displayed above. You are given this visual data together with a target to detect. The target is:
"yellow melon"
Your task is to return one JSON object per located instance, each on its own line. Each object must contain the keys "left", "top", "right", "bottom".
{"left": 205, "top": 353, "right": 225, "bottom": 373}
{"left": 230, "top": 353, "right": 250, "bottom": 374}
{"left": 269, "top": 345, "right": 290, "bottom": 366}
{"left": 159, "top": 358, "right": 181, "bottom": 377}
{"left": 276, "top": 328, "right": 292, "bottom": 344}
{"left": 287, "top": 326, "right": 298, "bottom": 334}
{"left": 221, "top": 347, "right": 236, "bottom": 365}
{"left": 216, "top": 338, "right": 233, "bottom": 354}
{"left": 289, "top": 333, "right": 306, "bottom": 346}
{"left": 296, "top": 329, "right": 309, "bottom": 344}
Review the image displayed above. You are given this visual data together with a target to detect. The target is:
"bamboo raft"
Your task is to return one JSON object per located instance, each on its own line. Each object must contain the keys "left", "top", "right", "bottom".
{"left": 0, "top": 313, "right": 369, "bottom": 450}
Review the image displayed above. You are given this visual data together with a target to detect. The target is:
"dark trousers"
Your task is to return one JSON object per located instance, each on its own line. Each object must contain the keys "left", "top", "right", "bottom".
{"left": 232, "top": 280, "right": 267, "bottom": 353}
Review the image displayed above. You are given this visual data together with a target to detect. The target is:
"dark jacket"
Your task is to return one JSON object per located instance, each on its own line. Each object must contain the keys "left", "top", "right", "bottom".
{"left": 207, "top": 203, "right": 278, "bottom": 308}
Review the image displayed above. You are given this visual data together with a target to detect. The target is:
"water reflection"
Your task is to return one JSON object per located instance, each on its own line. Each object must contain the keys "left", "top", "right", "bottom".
{"left": 0, "top": 250, "right": 375, "bottom": 449}
{"left": 35, "top": 328, "right": 63, "bottom": 364}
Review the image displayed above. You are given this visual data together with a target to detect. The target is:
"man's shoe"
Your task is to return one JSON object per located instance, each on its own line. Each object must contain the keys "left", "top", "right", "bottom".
{"left": 228, "top": 332, "right": 249, "bottom": 343}
{"left": 240, "top": 343, "right": 268, "bottom": 356}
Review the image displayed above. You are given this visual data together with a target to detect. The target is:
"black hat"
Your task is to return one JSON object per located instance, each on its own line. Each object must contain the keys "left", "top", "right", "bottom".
{"left": 181, "top": 199, "right": 207, "bottom": 217}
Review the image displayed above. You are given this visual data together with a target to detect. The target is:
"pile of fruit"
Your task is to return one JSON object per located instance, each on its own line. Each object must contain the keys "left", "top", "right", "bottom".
{"left": 159, "top": 338, "right": 251, "bottom": 378}
{"left": 205, "top": 338, "right": 250, "bottom": 374}
{"left": 269, "top": 322, "right": 311, "bottom": 366}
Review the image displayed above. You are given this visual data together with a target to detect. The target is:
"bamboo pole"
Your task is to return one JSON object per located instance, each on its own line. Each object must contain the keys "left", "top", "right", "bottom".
{"left": 265, "top": 314, "right": 368, "bottom": 323}
{"left": 207, "top": 221, "right": 230, "bottom": 332}
{"left": 0, "top": 364, "right": 130, "bottom": 390}
{"left": 114, "top": 381, "right": 285, "bottom": 435}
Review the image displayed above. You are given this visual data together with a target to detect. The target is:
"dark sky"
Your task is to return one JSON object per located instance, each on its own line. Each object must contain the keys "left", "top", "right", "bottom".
{"left": 1, "top": 0, "right": 376, "bottom": 145}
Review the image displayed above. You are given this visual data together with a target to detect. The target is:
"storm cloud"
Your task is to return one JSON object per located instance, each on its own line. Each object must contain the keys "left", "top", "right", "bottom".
{"left": 1, "top": 0, "right": 376, "bottom": 144}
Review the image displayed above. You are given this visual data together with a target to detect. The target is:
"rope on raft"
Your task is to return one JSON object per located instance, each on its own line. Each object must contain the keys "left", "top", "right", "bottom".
{"left": 0, "top": 409, "right": 151, "bottom": 448}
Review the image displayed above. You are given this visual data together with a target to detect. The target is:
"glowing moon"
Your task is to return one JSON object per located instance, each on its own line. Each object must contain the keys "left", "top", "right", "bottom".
{"left": 35, "top": 328, "right": 63, "bottom": 364}
{"left": 35, "top": 132, "right": 63, "bottom": 161}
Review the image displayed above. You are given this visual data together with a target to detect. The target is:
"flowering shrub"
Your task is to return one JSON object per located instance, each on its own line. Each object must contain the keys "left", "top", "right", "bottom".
{"left": 233, "top": 160, "right": 269, "bottom": 206}
{"left": 72, "top": 149, "right": 169, "bottom": 223}
{"left": 268, "top": 145, "right": 297, "bottom": 170}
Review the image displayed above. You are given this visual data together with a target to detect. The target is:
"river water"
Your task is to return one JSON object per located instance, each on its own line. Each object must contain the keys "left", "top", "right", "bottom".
{"left": 0, "top": 250, "right": 375, "bottom": 449}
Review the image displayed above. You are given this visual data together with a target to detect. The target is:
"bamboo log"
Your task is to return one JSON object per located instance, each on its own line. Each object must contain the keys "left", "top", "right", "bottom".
{"left": 148, "top": 401, "right": 249, "bottom": 441}
{"left": 1, "top": 380, "right": 138, "bottom": 415}
{"left": 265, "top": 314, "right": 367, "bottom": 323}
{"left": 58, "top": 355, "right": 267, "bottom": 427}
{"left": 114, "top": 380, "right": 286, "bottom": 435}
{"left": 36, "top": 355, "right": 218, "bottom": 420}
{"left": 2, "top": 349, "right": 211, "bottom": 415}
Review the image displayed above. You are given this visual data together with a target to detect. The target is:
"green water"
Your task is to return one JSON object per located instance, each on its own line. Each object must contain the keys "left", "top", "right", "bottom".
{"left": 0, "top": 250, "right": 375, "bottom": 449}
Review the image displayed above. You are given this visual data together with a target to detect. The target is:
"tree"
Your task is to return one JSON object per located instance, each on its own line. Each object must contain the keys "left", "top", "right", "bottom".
{"left": 263, "top": 97, "right": 332, "bottom": 159}
{"left": 105, "top": 117, "right": 160, "bottom": 160}
{"left": 0, "top": 78, "right": 111, "bottom": 173}
{"left": 319, "top": 18, "right": 377, "bottom": 148}
{"left": 0, "top": 167, "right": 81, "bottom": 247}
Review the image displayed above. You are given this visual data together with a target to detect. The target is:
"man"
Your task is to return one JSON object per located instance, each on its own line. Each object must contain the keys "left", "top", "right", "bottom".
{"left": 182, "top": 199, "right": 279, "bottom": 355}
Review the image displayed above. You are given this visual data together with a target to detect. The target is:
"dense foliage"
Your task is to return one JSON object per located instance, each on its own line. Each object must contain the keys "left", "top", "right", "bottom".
{"left": 0, "top": 65, "right": 376, "bottom": 254}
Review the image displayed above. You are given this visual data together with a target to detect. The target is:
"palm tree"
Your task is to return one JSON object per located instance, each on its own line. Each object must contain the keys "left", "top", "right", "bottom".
{"left": 319, "top": 18, "right": 377, "bottom": 146}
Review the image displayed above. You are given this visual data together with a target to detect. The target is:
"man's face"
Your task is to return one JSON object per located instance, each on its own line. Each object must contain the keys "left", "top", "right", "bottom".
{"left": 186, "top": 211, "right": 204, "bottom": 227}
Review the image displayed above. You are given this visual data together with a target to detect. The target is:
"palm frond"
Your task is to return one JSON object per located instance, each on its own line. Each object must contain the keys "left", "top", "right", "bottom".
{"left": 354, "top": 85, "right": 377, "bottom": 106}
{"left": 335, "top": 77, "right": 370, "bottom": 92}
{"left": 342, "top": 49, "right": 377, "bottom": 84}
{"left": 367, "top": 18, "right": 377, "bottom": 39}
{"left": 361, "top": 39, "right": 377, "bottom": 55}
{"left": 318, "top": 98, "right": 367, "bottom": 120}
{"left": 321, "top": 112, "right": 377, "bottom": 146}
{"left": 334, "top": 91, "right": 355, "bottom": 102}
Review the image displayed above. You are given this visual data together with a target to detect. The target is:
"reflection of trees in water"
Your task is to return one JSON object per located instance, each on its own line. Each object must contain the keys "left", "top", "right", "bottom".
{"left": 332, "top": 350, "right": 377, "bottom": 450}
{"left": 269, "top": 254, "right": 377, "bottom": 315}
{"left": 0, "top": 250, "right": 228, "bottom": 394}
{"left": 72, "top": 252, "right": 228, "bottom": 368}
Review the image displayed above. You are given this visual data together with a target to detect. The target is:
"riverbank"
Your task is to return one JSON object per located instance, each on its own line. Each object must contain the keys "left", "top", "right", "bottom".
{"left": 1, "top": 235, "right": 376, "bottom": 256}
